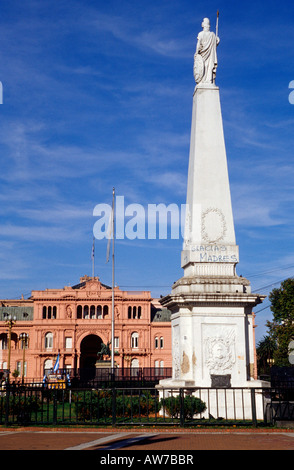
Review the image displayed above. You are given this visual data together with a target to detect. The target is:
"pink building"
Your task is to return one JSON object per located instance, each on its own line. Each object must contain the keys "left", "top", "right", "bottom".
{"left": 0, "top": 275, "right": 172, "bottom": 382}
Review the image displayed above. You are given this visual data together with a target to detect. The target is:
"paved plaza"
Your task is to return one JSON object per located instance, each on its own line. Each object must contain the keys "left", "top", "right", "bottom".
{"left": 0, "top": 428, "right": 293, "bottom": 451}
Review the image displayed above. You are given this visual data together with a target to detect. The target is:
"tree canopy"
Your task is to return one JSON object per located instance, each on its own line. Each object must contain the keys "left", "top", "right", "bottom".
{"left": 256, "top": 335, "right": 276, "bottom": 375}
{"left": 266, "top": 278, "right": 294, "bottom": 367}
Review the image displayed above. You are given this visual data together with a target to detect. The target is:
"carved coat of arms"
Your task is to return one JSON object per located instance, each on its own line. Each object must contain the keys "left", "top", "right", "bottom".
{"left": 204, "top": 329, "right": 235, "bottom": 374}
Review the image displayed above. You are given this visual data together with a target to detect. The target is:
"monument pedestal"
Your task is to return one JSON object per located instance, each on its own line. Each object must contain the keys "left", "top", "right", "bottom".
{"left": 95, "top": 360, "right": 112, "bottom": 369}
{"left": 159, "top": 289, "right": 268, "bottom": 389}
{"left": 157, "top": 286, "right": 268, "bottom": 419}
{"left": 95, "top": 360, "right": 113, "bottom": 380}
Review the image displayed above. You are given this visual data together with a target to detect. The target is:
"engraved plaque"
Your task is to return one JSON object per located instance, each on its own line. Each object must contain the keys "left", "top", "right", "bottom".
{"left": 211, "top": 374, "right": 231, "bottom": 388}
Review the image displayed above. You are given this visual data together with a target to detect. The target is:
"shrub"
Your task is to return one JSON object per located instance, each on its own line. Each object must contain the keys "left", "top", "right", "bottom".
{"left": 0, "top": 394, "right": 40, "bottom": 423}
{"left": 74, "top": 390, "right": 159, "bottom": 421}
{"left": 115, "top": 390, "right": 158, "bottom": 417}
{"left": 160, "top": 394, "right": 206, "bottom": 419}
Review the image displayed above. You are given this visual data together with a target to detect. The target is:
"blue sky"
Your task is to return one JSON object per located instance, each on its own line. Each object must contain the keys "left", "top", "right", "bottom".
{"left": 0, "top": 0, "right": 294, "bottom": 342}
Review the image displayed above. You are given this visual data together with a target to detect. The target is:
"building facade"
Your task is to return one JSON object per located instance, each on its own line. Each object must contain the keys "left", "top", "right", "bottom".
{"left": 0, "top": 275, "right": 172, "bottom": 382}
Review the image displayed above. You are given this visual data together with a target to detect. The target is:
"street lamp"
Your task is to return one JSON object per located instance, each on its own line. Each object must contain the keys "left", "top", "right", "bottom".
{"left": 19, "top": 333, "right": 29, "bottom": 383}
{"left": 5, "top": 315, "right": 16, "bottom": 382}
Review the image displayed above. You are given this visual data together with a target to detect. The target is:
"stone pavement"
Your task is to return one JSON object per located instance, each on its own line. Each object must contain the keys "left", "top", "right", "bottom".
{"left": 0, "top": 427, "right": 293, "bottom": 451}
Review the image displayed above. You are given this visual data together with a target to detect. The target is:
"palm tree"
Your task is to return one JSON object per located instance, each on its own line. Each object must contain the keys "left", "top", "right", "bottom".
{"left": 256, "top": 335, "right": 277, "bottom": 376}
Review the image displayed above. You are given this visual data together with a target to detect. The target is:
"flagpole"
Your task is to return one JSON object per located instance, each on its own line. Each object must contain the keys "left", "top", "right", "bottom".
{"left": 111, "top": 187, "right": 115, "bottom": 369}
{"left": 92, "top": 236, "right": 95, "bottom": 278}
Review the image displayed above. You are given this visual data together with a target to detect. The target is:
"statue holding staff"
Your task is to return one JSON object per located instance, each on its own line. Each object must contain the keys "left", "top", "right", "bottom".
{"left": 194, "top": 13, "right": 220, "bottom": 86}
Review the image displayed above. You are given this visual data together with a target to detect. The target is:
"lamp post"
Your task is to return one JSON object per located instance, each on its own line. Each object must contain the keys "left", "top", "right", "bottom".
{"left": 5, "top": 315, "right": 16, "bottom": 382}
{"left": 19, "top": 333, "right": 29, "bottom": 383}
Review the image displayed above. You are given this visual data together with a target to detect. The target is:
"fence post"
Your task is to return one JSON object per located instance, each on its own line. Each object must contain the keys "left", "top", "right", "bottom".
{"left": 251, "top": 388, "right": 257, "bottom": 427}
{"left": 112, "top": 387, "right": 116, "bottom": 426}
{"left": 5, "top": 382, "right": 10, "bottom": 427}
{"left": 180, "top": 389, "right": 185, "bottom": 427}
{"left": 53, "top": 390, "right": 58, "bottom": 425}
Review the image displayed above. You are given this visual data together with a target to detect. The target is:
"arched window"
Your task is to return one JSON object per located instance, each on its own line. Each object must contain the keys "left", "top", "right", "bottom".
{"left": 160, "top": 337, "right": 164, "bottom": 349}
{"left": 0, "top": 334, "right": 7, "bottom": 350}
{"left": 77, "top": 305, "right": 82, "bottom": 319}
{"left": 131, "top": 358, "right": 139, "bottom": 368}
{"left": 103, "top": 305, "right": 109, "bottom": 317}
{"left": 44, "top": 358, "right": 53, "bottom": 373}
{"left": 155, "top": 360, "right": 164, "bottom": 374}
{"left": 97, "top": 305, "right": 102, "bottom": 319}
{"left": 133, "top": 306, "right": 137, "bottom": 319}
{"left": 131, "top": 332, "right": 139, "bottom": 349}
{"left": 83, "top": 305, "right": 89, "bottom": 319}
{"left": 19, "top": 333, "right": 29, "bottom": 349}
{"left": 42, "top": 306, "right": 57, "bottom": 320}
{"left": 11, "top": 333, "right": 17, "bottom": 349}
{"left": 128, "top": 306, "right": 132, "bottom": 319}
{"left": 155, "top": 337, "right": 158, "bottom": 349}
{"left": 90, "top": 305, "right": 95, "bottom": 319}
{"left": 138, "top": 306, "right": 142, "bottom": 319}
{"left": 45, "top": 332, "right": 53, "bottom": 349}
{"left": 131, "top": 358, "right": 139, "bottom": 376}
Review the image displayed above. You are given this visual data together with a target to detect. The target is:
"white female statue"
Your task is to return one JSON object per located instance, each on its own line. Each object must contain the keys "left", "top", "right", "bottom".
{"left": 194, "top": 16, "right": 220, "bottom": 86}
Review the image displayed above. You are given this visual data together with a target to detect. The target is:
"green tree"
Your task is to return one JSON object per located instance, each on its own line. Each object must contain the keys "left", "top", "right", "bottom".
{"left": 256, "top": 335, "right": 276, "bottom": 375}
{"left": 266, "top": 278, "right": 294, "bottom": 367}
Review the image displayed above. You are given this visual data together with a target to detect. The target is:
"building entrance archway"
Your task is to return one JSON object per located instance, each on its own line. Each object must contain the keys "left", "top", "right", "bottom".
{"left": 80, "top": 334, "right": 103, "bottom": 370}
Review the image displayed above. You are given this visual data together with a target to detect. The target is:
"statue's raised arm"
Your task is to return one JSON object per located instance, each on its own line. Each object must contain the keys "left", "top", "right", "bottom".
{"left": 194, "top": 16, "right": 220, "bottom": 86}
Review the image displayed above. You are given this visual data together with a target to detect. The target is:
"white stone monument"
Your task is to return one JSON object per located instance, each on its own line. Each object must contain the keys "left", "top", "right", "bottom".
{"left": 159, "top": 17, "right": 268, "bottom": 397}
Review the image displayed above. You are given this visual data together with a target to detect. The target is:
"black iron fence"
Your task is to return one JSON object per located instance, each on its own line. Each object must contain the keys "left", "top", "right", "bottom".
{"left": 77, "top": 367, "right": 173, "bottom": 387}
{"left": 271, "top": 366, "right": 294, "bottom": 388}
{"left": 1, "top": 383, "right": 293, "bottom": 428}
{"left": 40, "top": 367, "right": 173, "bottom": 387}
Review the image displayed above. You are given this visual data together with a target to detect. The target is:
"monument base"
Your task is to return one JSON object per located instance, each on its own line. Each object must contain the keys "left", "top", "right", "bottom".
{"left": 160, "top": 286, "right": 265, "bottom": 388}
{"left": 95, "top": 360, "right": 112, "bottom": 369}
{"left": 157, "top": 379, "right": 269, "bottom": 421}
{"left": 157, "top": 377, "right": 270, "bottom": 389}
{"left": 157, "top": 378, "right": 270, "bottom": 420}
{"left": 95, "top": 360, "right": 114, "bottom": 379}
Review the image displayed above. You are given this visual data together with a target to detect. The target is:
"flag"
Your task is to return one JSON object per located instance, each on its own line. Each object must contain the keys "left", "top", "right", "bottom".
{"left": 53, "top": 353, "right": 60, "bottom": 373}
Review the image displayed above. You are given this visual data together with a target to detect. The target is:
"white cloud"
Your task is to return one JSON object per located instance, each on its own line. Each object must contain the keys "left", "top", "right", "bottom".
{"left": 89, "top": 11, "right": 191, "bottom": 58}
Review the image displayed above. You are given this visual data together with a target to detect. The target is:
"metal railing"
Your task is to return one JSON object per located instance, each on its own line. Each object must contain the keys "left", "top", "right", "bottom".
{"left": 1, "top": 383, "right": 293, "bottom": 428}
{"left": 38, "top": 367, "right": 173, "bottom": 387}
